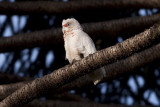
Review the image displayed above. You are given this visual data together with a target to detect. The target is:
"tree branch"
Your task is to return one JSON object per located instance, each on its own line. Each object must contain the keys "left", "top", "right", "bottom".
{"left": 0, "top": 81, "right": 30, "bottom": 101}
{"left": 1, "top": 41, "right": 160, "bottom": 101}
{"left": 26, "top": 100, "right": 155, "bottom": 107}
{"left": 0, "top": 0, "right": 160, "bottom": 15}
{"left": 103, "top": 43, "right": 160, "bottom": 81}
{"left": 0, "top": 23, "right": 160, "bottom": 106}
{"left": 45, "top": 92, "right": 92, "bottom": 102}
{"left": 59, "top": 42, "right": 160, "bottom": 92}
{"left": 0, "top": 14, "right": 159, "bottom": 53}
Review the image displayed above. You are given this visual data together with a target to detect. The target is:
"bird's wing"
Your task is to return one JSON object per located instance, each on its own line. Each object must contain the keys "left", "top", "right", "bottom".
{"left": 80, "top": 31, "right": 96, "bottom": 57}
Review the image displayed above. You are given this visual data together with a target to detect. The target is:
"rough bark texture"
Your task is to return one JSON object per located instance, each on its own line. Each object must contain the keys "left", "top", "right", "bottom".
{"left": 0, "top": 81, "right": 30, "bottom": 101}
{"left": 0, "top": 14, "right": 159, "bottom": 53}
{"left": 103, "top": 43, "right": 160, "bottom": 81}
{"left": 0, "top": 23, "right": 160, "bottom": 106}
{"left": 1, "top": 42, "right": 160, "bottom": 101}
{"left": 0, "top": 77, "right": 90, "bottom": 100}
{"left": 0, "top": 0, "right": 160, "bottom": 15}
{"left": 56, "top": 40, "right": 160, "bottom": 92}
{"left": 26, "top": 100, "right": 155, "bottom": 107}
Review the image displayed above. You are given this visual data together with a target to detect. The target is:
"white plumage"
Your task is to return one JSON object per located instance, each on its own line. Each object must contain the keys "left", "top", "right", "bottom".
{"left": 62, "top": 18, "right": 106, "bottom": 85}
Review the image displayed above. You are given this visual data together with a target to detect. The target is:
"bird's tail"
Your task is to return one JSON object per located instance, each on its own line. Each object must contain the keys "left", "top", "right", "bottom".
{"left": 88, "top": 67, "right": 106, "bottom": 85}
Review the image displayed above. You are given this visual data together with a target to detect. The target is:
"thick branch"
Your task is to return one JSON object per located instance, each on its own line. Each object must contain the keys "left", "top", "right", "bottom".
{"left": 57, "top": 42, "right": 160, "bottom": 92}
{"left": 46, "top": 92, "right": 91, "bottom": 102}
{"left": 1, "top": 42, "right": 160, "bottom": 101}
{"left": 103, "top": 43, "right": 160, "bottom": 81}
{"left": 26, "top": 100, "right": 155, "bottom": 107}
{"left": 0, "top": 0, "right": 160, "bottom": 14}
{"left": 0, "top": 81, "right": 30, "bottom": 101}
{"left": 0, "top": 23, "right": 160, "bottom": 106}
{"left": 0, "top": 14, "right": 159, "bottom": 53}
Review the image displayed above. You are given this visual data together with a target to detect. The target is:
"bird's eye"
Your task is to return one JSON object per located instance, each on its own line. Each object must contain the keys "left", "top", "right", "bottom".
{"left": 67, "top": 23, "right": 70, "bottom": 26}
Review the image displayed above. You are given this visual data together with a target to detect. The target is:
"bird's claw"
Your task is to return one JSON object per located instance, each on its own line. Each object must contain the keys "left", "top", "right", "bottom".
{"left": 72, "top": 59, "right": 77, "bottom": 64}
{"left": 72, "top": 59, "right": 81, "bottom": 64}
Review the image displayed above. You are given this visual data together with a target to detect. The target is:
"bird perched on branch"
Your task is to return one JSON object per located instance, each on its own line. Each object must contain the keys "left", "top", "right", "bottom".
{"left": 62, "top": 18, "right": 106, "bottom": 85}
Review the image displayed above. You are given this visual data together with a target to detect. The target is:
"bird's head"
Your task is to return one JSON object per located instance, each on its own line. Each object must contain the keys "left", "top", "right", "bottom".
{"left": 62, "top": 18, "right": 82, "bottom": 34}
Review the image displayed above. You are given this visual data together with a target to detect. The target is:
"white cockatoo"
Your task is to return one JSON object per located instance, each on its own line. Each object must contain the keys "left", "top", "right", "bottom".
{"left": 62, "top": 18, "right": 106, "bottom": 85}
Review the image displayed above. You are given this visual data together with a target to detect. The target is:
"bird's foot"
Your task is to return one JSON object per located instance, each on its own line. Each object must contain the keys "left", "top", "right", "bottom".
{"left": 72, "top": 59, "right": 78, "bottom": 64}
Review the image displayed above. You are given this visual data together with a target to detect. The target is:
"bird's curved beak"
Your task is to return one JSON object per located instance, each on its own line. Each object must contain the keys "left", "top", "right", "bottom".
{"left": 63, "top": 24, "right": 67, "bottom": 27}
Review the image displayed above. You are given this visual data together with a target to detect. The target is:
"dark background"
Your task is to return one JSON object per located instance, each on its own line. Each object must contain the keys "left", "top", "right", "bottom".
{"left": 0, "top": 0, "right": 160, "bottom": 106}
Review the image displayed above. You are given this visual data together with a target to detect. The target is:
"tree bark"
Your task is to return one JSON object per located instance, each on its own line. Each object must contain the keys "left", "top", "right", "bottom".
{"left": 1, "top": 41, "right": 160, "bottom": 101}
{"left": 58, "top": 42, "right": 160, "bottom": 91}
{"left": 0, "top": 23, "right": 160, "bottom": 106}
{"left": 0, "top": 81, "right": 30, "bottom": 101}
{"left": 26, "top": 100, "right": 155, "bottom": 107}
{"left": 0, "top": 0, "right": 159, "bottom": 15}
{"left": 0, "top": 14, "right": 159, "bottom": 53}
{"left": 103, "top": 43, "right": 160, "bottom": 81}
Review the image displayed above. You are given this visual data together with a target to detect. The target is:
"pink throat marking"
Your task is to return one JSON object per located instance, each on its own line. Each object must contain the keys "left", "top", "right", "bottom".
{"left": 64, "top": 29, "right": 74, "bottom": 38}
